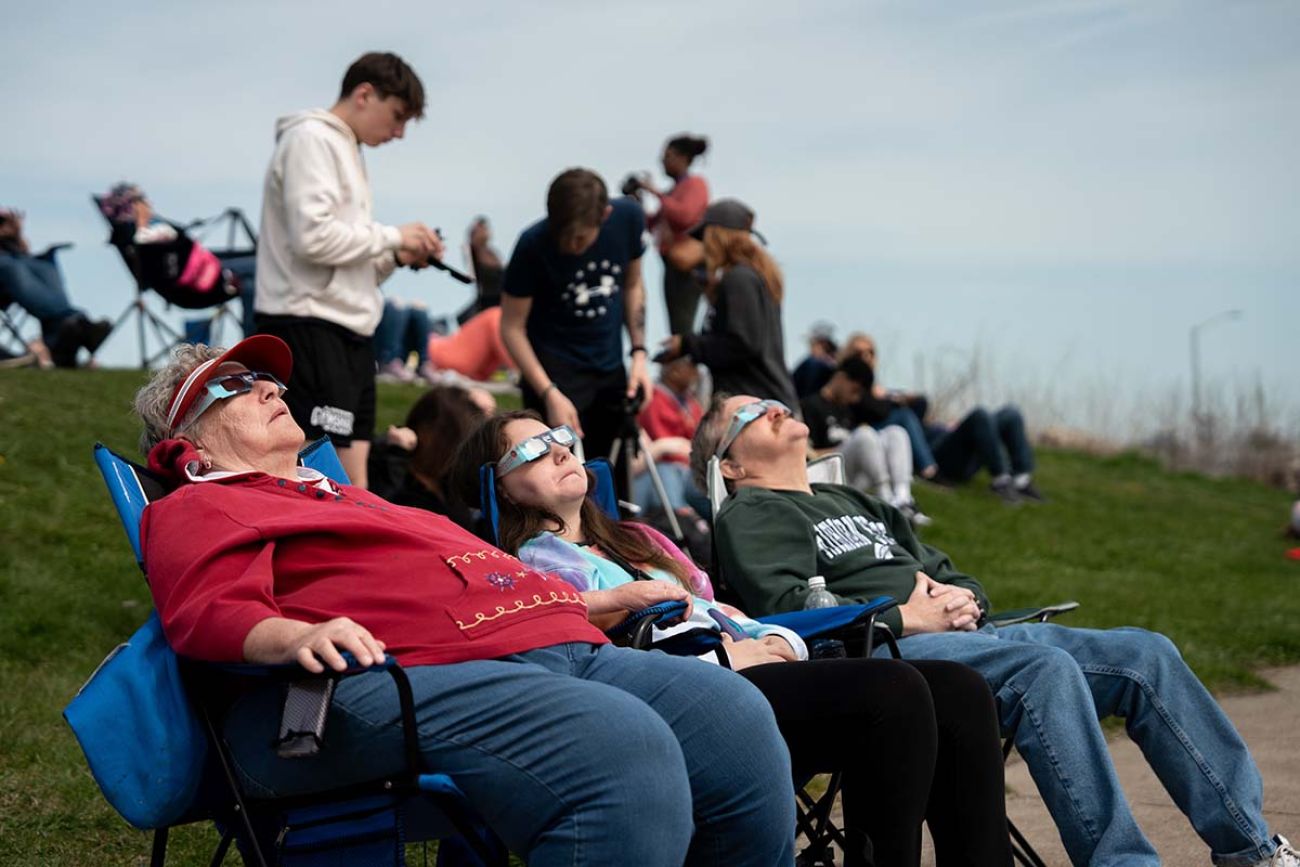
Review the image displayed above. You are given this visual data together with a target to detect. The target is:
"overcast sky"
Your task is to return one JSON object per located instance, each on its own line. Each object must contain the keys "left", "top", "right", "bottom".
{"left": 5, "top": 0, "right": 1297, "bottom": 435}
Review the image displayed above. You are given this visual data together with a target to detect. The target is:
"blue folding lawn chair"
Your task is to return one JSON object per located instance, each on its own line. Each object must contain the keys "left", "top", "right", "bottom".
{"left": 68, "top": 441, "right": 507, "bottom": 867}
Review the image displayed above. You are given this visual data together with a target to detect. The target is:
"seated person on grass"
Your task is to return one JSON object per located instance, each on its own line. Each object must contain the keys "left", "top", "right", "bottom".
{"left": 692, "top": 392, "right": 1298, "bottom": 867}
{"left": 633, "top": 356, "right": 709, "bottom": 518}
{"left": 801, "top": 356, "right": 928, "bottom": 527}
{"left": 129, "top": 336, "right": 797, "bottom": 866}
{"left": 0, "top": 206, "right": 112, "bottom": 368}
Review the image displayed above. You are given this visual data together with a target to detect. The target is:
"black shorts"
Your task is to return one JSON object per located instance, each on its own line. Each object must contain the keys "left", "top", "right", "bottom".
{"left": 255, "top": 315, "right": 375, "bottom": 445}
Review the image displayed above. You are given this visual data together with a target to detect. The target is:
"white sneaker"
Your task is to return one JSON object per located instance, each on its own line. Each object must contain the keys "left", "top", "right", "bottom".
{"left": 376, "top": 359, "right": 416, "bottom": 384}
{"left": 897, "top": 500, "right": 934, "bottom": 529}
{"left": 1262, "top": 835, "right": 1299, "bottom": 867}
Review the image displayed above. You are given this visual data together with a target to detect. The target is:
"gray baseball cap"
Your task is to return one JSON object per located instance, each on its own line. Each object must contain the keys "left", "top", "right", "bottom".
{"left": 688, "top": 198, "right": 767, "bottom": 245}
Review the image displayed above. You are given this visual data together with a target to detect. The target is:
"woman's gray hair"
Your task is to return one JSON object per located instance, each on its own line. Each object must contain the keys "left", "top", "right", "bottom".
{"left": 134, "top": 343, "right": 226, "bottom": 454}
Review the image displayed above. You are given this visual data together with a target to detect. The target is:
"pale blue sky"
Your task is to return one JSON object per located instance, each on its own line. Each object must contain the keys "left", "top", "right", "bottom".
{"left": 4, "top": 0, "right": 1297, "bottom": 435}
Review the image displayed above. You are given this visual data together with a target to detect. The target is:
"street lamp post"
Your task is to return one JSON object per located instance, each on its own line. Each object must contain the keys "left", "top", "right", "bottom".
{"left": 1189, "top": 309, "right": 1243, "bottom": 424}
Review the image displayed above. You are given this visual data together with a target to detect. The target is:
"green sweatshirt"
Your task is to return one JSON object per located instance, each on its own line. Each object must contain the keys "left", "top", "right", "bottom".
{"left": 714, "top": 483, "right": 990, "bottom": 636}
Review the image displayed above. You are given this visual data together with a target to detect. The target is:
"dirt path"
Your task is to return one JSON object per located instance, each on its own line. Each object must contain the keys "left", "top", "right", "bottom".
{"left": 921, "top": 665, "right": 1300, "bottom": 866}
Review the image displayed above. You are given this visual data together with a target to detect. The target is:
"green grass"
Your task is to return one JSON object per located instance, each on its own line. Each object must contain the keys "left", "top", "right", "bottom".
{"left": 1, "top": 367, "right": 1297, "bottom": 864}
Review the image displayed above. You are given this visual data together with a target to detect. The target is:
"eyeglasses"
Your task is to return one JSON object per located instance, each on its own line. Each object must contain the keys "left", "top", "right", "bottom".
{"left": 715, "top": 399, "right": 791, "bottom": 458}
{"left": 177, "top": 371, "right": 287, "bottom": 433}
{"left": 497, "top": 425, "right": 579, "bottom": 477}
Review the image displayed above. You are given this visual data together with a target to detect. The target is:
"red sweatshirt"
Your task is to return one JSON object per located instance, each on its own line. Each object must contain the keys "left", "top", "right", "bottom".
{"left": 647, "top": 175, "right": 709, "bottom": 251}
{"left": 141, "top": 473, "right": 606, "bottom": 665}
{"left": 638, "top": 385, "right": 703, "bottom": 466}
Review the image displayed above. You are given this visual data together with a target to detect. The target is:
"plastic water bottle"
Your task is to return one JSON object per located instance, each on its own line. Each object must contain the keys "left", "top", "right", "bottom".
{"left": 804, "top": 576, "right": 838, "bottom": 609}
{"left": 804, "top": 576, "right": 846, "bottom": 658}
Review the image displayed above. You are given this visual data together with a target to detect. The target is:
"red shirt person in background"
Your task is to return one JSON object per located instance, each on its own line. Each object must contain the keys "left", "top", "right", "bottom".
{"left": 632, "top": 358, "right": 707, "bottom": 518}
{"left": 629, "top": 133, "right": 710, "bottom": 336}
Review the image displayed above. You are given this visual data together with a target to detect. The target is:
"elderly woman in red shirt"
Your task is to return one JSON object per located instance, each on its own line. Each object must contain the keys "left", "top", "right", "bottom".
{"left": 131, "top": 335, "right": 795, "bottom": 866}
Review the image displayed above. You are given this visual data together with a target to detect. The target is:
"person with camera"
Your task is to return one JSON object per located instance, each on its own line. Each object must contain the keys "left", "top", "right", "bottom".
{"left": 253, "top": 52, "right": 445, "bottom": 489}
{"left": 499, "top": 168, "right": 655, "bottom": 477}
{"left": 625, "top": 134, "right": 711, "bottom": 336}
{"left": 0, "top": 207, "right": 112, "bottom": 368}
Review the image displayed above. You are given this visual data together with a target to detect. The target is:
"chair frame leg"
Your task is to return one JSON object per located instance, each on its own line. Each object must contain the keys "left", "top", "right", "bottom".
{"left": 1002, "top": 718, "right": 1050, "bottom": 867}
{"left": 149, "top": 827, "right": 168, "bottom": 867}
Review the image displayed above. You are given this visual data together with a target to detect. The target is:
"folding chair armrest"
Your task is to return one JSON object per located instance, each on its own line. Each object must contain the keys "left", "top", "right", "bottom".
{"left": 200, "top": 652, "right": 399, "bottom": 681}
{"left": 986, "top": 600, "right": 1079, "bottom": 628}
{"left": 605, "top": 600, "right": 691, "bottom": 649}
{"left": 190, "top": 654, "right": 420, "bottom": 765}
{"left": 756, "top": 596, "right": 897, "bottom": 637}
{"left": 758, "top": 597, "right": 899, "bottom": 659}
{"left": 33, "top": 242, "right": 74, "bottom": 261}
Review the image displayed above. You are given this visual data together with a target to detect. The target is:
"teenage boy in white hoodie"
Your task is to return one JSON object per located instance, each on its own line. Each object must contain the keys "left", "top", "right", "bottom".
{"left": 255, "top": 52, "right": 443, "bottom": 488}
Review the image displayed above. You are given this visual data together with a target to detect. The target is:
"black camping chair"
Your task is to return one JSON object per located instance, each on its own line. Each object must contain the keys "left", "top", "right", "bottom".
{"left": 94, "top": 198, "right": 256, "bottom": 368}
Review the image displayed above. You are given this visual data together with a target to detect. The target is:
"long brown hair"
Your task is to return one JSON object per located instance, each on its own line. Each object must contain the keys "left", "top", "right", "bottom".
{"left": 703, "top": 225, "right": 784, "bottom": 304}
{"left": 404, "top": 386, "right": 488, "bottom": 496}
{"left": 448, "top": 410, "right": 691, "bottom": 587}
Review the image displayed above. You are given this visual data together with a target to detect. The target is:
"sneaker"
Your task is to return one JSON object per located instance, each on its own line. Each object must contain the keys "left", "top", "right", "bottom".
{"left": 418, "top": 361, "right": 448, "bottom": 386}
{"left": 1015, "top": 480, "right": 1047, "bottom": 503}
{"left": 81, "top": 318, "right": 113, "bottom": 355}
{"left": 990, "top": 477, "right": 1021, "bottom": 505}
{"left": 1259, "top": 835, "right": 1299, "bottom": 867}
{"left": 376, "top": 359, "right": 416, "bottom": 384}
{"left": 897, "top": 500, "right": 934, "bottom": 528}
{"left": 50, "top": 315, "right": 86, "bottom": 368}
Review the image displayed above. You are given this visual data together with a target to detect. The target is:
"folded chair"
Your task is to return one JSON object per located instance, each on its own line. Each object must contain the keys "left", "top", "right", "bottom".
{"left": 707, "top": 452, "right": 1080, "bottom": 867}
{"left": 93, "top": 199, "right": 255, "bottom": 368}
{"left": 69, "top": 442, "right": 507, "bottom": 867}
{"left": 477, "top": 454, "right": 896, "bottom": 867}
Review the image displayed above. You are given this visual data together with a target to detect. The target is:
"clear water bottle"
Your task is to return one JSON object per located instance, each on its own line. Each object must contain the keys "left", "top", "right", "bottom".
{"left": 804, "top": 576, "right": 838, "bottom": 609}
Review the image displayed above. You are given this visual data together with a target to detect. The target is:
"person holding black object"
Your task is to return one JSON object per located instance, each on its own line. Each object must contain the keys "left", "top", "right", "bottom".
{"left": 499, "top": 168, "right": 655, "bottom": 467}
{"left": 626, "top": 133, "right": 711, "bottom": 336}
{"left": 254, "top": 52, "right": 444, "bottom": 489}
{"left": 655, "top": 199, "right": 798, "bottom": 409}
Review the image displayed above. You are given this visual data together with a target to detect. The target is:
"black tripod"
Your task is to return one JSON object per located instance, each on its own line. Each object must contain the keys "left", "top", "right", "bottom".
{"left": 606, "top": 389, "right": 685, "bottom": 542}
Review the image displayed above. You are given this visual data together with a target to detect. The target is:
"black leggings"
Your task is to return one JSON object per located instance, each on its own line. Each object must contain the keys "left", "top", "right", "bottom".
{"left": 741, "top": 658, "right": 1011, "bottom": 867}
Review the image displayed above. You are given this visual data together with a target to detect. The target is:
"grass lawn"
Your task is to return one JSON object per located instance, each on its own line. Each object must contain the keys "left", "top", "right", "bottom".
{"left": 2, "top": 367, "right": 1297, "bottom": 864}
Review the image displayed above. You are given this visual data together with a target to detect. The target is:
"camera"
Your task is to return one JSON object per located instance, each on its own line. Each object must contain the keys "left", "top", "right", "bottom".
{"left": 623, "top": 384, "right": 646, "bottom": 416}
{"left": 620, "top": 173, "right": 646, "bottom": 197}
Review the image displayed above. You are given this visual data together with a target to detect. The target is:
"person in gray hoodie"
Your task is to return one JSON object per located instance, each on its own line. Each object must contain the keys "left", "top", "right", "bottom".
{"left": 255, "top": 52, "right": 444, "bottom": 488}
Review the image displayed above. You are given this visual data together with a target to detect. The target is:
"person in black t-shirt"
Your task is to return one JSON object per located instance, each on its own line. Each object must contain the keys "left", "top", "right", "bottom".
{"left": 801, "top": 356, "right": 930, "bottom": 527}
{"left": 500, "top": 169, "right": 654, "bottom": 463}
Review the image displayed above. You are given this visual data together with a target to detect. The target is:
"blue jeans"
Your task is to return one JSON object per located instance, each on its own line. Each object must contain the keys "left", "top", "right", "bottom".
{"left": 0, "top": 250, "right": 80, "bottom": 343}
{"left": 872, "top": 406, "right": 936, "bottom": 474}
{"left": 224, "top": 642, "right": 795, "bottom": 866}
{"left": 633, "top": 461, "right": 699, "bottom": 513}
{"left": 928, "top": 404, "right": 1034, "bottom": 482}
{"left": 885, "top": 623, "right": 1272, "bottom": 866}
{"left": 373, "top": 300, "right": 431, "bottom": 365}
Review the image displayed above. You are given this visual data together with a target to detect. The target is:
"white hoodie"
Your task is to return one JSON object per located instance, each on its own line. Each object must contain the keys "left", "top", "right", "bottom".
{"left": 254, "top": 110, "right": 400, "bottom": 336}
